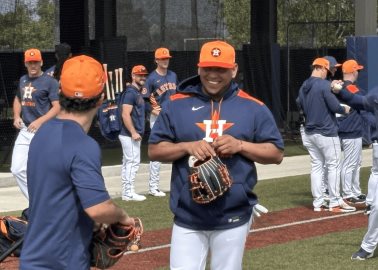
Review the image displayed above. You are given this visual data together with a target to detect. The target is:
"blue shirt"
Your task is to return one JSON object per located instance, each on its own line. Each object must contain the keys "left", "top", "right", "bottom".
{"left": 119, "top": 85, "right": 145, "bottom": 137}
{"left": 298, "top": 76, "right": 345, "bottom": 137}
{"left": 149, "top": 75, "right": 284, "bottom": 230}
{"left": 17, "top": 73, "right": 59, "bottom": 126}
{"left": 142, "top": 69, "right": 178, "bottom": 115}
{"left": 20, "top": 119, "right": 110, "bottom": 270}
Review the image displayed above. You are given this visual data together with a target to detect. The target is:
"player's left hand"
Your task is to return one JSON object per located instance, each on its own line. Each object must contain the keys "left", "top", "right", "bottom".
{"left": 253, "top": 203, "right": 269, "bottom": 218}
{"left": 212, "top": 135, "right": 242, "bottom": 157}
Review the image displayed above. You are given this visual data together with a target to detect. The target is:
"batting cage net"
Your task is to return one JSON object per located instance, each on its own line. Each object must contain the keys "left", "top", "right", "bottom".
{"left": 0, "top": 0, "right": 357, "bottom": 170}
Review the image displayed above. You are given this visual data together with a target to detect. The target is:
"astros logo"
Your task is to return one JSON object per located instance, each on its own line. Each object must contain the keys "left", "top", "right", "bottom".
{"left": 211, "top": 48, "right": 221, "bottom": 57}
{"left": 196, "top": 110, "right": 233, "bottom": 142}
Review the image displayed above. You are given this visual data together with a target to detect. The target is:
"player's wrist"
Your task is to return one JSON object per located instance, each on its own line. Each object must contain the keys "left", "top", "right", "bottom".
{"left": 238, "top": 140, "right": 243, "bottom": 153}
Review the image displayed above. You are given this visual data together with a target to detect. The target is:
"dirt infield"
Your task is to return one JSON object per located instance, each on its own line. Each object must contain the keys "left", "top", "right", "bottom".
{"left": 0, "top": 206, "right": 368, "bottom": 270}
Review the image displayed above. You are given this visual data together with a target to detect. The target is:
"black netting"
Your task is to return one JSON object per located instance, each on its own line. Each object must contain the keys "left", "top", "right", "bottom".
{"left": 0, "top": 0, "right": 362, "bottom": 169}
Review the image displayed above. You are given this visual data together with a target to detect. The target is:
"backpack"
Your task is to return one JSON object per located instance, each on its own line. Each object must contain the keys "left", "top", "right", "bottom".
{"left": 0, "top": 208, "right": 29, "bottom": 259}
{"left": 97, "top": 92, "right": 125, "bottom": 141}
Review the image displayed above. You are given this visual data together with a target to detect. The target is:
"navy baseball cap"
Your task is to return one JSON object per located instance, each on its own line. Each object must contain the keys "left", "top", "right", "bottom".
{"left": 324, "top": 56, "right": 341, "bottom": 69}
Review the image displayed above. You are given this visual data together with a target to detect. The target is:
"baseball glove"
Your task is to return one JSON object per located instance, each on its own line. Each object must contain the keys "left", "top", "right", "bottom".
{"left": 90, "top": 217, "right": 143, "bottom": 269}
{"left": 188, "top": 155, "right": 233, "bottom": 204}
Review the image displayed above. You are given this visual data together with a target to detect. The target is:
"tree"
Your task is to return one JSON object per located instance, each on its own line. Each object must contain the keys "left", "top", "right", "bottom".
{"left": 0, "top": 0, "right": 55, "bottom": 51}
{"left": 213, "top": 0, "right": 355, "bottom": 49}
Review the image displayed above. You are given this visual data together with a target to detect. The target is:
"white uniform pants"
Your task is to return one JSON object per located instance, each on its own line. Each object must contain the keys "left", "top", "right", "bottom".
{"left": 366, "top": 143, "right": 378, "bottom": 205}
{"left": 119, "top": 135, "right": 141, "bottom": 196}
{"left": 300, "top": 125, "right": 328, "bottom": 194}
{"left": 149, "top": 114, "right": 161, "bottom": 191}
{"left": 170, "top": 217, "right": 253, "bottom": 270}
{"left": 361, "top": 143, "right": 378, "bottom": 253}
{"left": 11, "top": 126, "right": 34, "bottom": 200}
{"left": 304, "top": 133, "right": 342, "bottom": 208}
{"left": 340, "top": 138, "right": 362, "bottom": 198}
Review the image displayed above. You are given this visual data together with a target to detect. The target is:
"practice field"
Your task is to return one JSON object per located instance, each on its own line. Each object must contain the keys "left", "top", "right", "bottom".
{"left": 0, "top": 168, "right": 375, "bottom": 269}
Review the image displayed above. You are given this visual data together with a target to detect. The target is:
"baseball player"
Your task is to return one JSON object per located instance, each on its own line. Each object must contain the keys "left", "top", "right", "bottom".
{"left": 337, "top": 60, "right": 368, "bottom": 204}
{"left": 143, "top": 47, "right": 178, "bottom": 197}
{"left": 45, "top": 43, "right": 72, "bottom": 80}
{"left": 119, "top": 65, "right": 148, "bottom": 201}
{"left": 331, "top": 78, "right": 378, "bottom": 260}
{"left": 297, "top": 57, "right": 356, "bottom": 213}
{"left": 19, "top": 55, "right": 136, "bottom": 269}
{"left": 298, "top": 55, "right": 341, "bottom": 201}
{"left": 11, "top": 48, "right": 60, "bottom": 199}
{"left": 148, "top": 40, "right": 284, "bottom": 270}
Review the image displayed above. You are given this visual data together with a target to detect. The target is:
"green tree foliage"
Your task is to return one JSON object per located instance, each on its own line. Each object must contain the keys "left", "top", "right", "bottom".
{"left": 216, "top": 0, "right": 355, "bottom": 49}
{"left": 221, "top": 0, "right": 250, "bottom": 48}
{"left": 277, "top": 0, "right": 355, "bottom": 48}
{"left": 0, "top": 0, "right": 55, "bottom": 51}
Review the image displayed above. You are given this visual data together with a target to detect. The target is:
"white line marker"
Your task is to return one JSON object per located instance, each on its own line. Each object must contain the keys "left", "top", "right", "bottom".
{"left": 124, "top": 210, "right": 364, "bottom": 255}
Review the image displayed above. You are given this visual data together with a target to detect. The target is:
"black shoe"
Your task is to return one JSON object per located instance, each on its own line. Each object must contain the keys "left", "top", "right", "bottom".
{"left": 364, "top": 205, "right": 371, "bottom": 216}
{"left": 357, "top": 194, "right": 367, "bottom": 200}
{"left": 351, "top": 247, "right": 374, "bottom": 260}
{"left": 345, "top": 197, "right": 365, "bottom": 204}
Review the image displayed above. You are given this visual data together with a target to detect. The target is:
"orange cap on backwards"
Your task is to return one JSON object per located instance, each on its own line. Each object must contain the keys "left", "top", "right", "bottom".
{"left": 312, "top": 58, "right": 330, "bottom": 71}
{"left": 60, "top": 55, "right": 105, "bottom": 99}
{"left": 198, "top": 40, "right": 235, "bottom": 69}
{"left": 24, "top": 48, "right": 42, "bottom": 62}
{"left": 155, "top": 48, "right": 172, "bottom": 59}
{"left": 342, "top": 60, "right": 364, "bottom": 73}
{"left": 132, "top": 65, "right": 148, "bottom": 75}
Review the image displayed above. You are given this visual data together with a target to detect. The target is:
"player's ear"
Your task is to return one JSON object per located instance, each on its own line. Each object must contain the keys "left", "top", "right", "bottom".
{"left": 40, "top": 61, "right": 43, "bottom": 67}
{"left": 197, "top": 68, "right": 200, "bottom": 75}
{"left": 231, "top": 64, "right": 238, "bottom": 79}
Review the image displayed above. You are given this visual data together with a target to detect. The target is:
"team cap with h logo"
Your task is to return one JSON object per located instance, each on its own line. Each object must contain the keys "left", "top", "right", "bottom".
{"left": 24, "top": 48, "right": 42, "bottom": 62}
{"left": 198, "top": 40, "right": 236, "bottom": 69}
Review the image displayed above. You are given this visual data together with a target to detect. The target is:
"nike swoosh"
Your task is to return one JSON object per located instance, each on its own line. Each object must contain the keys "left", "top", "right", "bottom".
{"left": 192, "top": 106, "right": 204, "bottom": 111}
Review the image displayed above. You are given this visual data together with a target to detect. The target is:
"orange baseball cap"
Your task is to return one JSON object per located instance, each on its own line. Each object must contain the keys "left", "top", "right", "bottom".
{"left": 342, "top": 60, "right": 364, "bottom": 73}
{"left": 60, "top": 55, "right": 105, "bottom": 99}
{"left": 312, "top": 58, "right": 330, "bottom": 71}
{"left": 155, "top": 48, "right": 172, "bottom": 59}
{"left": 198, "top": 40, "right": 235, "bottom": 69}
{"left": 24, "top": 48, "right": 42, "bottom": 62}
{"left": 132, "top": 65, "right": 148, "bottom": 75}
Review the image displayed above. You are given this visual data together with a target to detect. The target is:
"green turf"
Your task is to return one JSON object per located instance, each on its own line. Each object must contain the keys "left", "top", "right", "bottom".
{"left": 244, "top": 228, "right": 376, "bottom": 270}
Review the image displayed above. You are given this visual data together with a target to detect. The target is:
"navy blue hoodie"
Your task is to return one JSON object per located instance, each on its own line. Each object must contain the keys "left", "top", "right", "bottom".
{"left": 149, "top": 75, "right": 284, "bottom": 230}
{"left": 298, "top": 76, "right": 346, "bottom": 136}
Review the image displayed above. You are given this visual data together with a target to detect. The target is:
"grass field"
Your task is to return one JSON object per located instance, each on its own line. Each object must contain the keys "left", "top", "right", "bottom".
{"left": 1, "top": 140, "right": 376, "bottom": 269}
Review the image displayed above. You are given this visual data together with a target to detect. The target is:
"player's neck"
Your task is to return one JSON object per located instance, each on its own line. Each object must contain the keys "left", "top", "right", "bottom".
{"left": 156, "top": 67, "right": 167, "bottom": 76}
{"left": 57, "top": 109, "right": 97, "bottom": 133}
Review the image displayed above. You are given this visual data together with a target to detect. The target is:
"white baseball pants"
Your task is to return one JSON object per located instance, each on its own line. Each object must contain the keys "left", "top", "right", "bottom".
{"left": 300, "top": 125, "right": 328, "bottom": 195}
{"left": 119, "top": 134, "right": 141, "bottom": 196}
{"left": 11, "top": 125, "right": 34, "bottom": 200}
{"left": 360, "top": 143, "right": 378, "bottom": 253}
{"left": 340, "top": 138, "right": 363, "bottom": 198}
{"left": 149, "top": 114, "right": 161, "bottom": 191}
{"left": 170, "top": 217, "right": 253, "bottom": 270}
{"left": 304, "top": 133, "right": 342, "bottom": 208}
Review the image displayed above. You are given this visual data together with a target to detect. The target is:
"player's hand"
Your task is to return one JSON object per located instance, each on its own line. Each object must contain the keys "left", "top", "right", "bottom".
{"left": 212, "top": 135, "right": 242, "bottom": 157}
{"left": 186, "top": 140, "right": 216, "bottom": 161}
{"left": 119, "top": 215, "right": 136, "bottom": 227}
{"left": 131, "top": 133, "right": 142, "bottom": 141}
{"left": 151, "top": 108, "right": 161, "bottom": 116}
{"left": 13, "top": 117, "right": 23, "bottom": 129}
{"left": 343, "top": 104, "right": 351, "bottom": 114}
{"left": 330, "top": 80, "right": 343, "bottom": 93}
{"left": 28, "top": 118, "right": 43, "bottom": 133}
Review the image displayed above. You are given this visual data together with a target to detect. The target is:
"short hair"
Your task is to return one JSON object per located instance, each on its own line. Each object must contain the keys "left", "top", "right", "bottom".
{"left": 59, "top": 91, "right": 103, "bottom": 113}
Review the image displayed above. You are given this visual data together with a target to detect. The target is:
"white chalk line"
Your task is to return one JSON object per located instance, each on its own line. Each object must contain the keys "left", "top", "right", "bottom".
{"left": 124, "top": 210, "right": 364, "bottom": 255}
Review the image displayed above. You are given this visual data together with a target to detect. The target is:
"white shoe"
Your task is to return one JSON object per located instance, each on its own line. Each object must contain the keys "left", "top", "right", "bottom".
{"left": 122, "top": 193, "right": 146, "bottom": 201}
{"left": 149, "top": 189, "right": 166, "bottom": 197}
